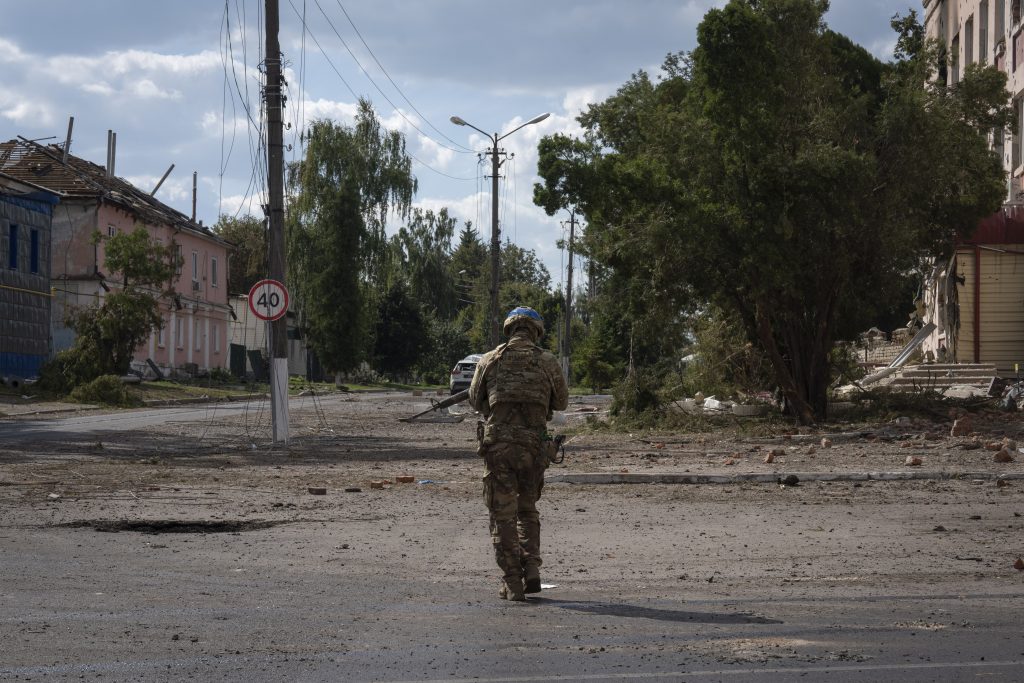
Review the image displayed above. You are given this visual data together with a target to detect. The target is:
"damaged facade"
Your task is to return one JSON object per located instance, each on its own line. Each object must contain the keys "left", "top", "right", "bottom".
{"left": 921, "top": 0, "right": 1024, "bottom": 373}
{"left": 0, "top": 173, "right": 58, "bottom": 381}
{"left": 0, "top": 139, "right": 232, "bottom": 377}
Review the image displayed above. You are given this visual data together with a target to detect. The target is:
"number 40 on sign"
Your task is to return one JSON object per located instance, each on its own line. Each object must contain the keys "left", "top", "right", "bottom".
{"left": 248, "top": 279, "right": 289, "bottom": 322}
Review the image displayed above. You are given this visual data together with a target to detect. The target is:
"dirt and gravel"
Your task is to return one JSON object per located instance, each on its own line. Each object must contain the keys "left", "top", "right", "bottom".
{"left": 2, "top": 391, "right": 1024, "bottom": 680}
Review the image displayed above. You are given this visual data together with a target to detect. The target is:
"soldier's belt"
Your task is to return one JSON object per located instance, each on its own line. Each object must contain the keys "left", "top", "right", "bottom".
{"left": 482, "top": 423, "right": 543, "bottom": 447}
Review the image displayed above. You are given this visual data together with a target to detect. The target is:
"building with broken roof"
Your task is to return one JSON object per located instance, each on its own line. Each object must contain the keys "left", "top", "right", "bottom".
{"left": 920, "top": 1, "right": 1024, "bottom": 373}
{"left": 0, "top": 138, "right": 232, "bottom": 378}
{"left": 0, "top": 172, "right": 58, "bottom": 382}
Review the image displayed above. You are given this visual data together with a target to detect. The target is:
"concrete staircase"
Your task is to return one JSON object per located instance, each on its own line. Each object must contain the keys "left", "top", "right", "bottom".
{"left": 882, "top": 363, "right": 998, "bottom": 393}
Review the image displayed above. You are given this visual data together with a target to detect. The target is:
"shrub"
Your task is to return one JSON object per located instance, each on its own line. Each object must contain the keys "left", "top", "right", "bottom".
{"left": 69, "top": 375, "right": 135, "bottom": 407}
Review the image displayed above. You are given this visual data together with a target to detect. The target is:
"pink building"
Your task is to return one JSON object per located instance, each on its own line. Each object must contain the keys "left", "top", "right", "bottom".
{"left": 0, "top": 139, "right": 232, "bottom": 377}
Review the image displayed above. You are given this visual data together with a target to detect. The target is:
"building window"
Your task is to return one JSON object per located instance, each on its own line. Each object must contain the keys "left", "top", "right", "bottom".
{"left": 30, "top": 229, "right": 39, "bottom": 274}
{"left": 966, "top": 16, "right": 975, "bottom": 65}
{"left": 158, "top": 321, "right": 166, "bottom": 348}
{"left": 194, "top": 319, "right": 201, "bottom": 351}
{"left": 176, "top": 317, "right": 184, "bottom": 349}
{"left": 191, "top": 251, "right": 198, "bottom": 282}
{"left": 1014, "top": 0, "right": 1021, "bottom": 26}
{"left": 211, "top": 257, "right": 218, "bottom": 287}
{"left": 175, "top": 244, "right": 182, "bottom": 275}
{"left": 107, "top": 225, "right": 117, "bottom": 237}
{"left": 213, "top": 324, "right": 220, "bottom": 353}
{"left": 952, "top": 33, "right": 960, "bottom": 81}
{"left": 7, "top": 224, "right": 17, "bottom": 269}
{"left": 981, "top": 2, "right": 989, "bottom": 63}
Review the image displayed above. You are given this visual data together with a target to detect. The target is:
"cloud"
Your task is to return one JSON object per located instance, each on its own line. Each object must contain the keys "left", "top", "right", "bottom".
{"left": 131, "top": 79, "right": 182, "bottom": 100}
{"left": 0, "top": 89, "right": 55, "bottom": 126}
{"left": 301, "top": 97, "right": 359, "bottom": 125}
{"left": 80, "top": 82, "right": 116, "bottom": 96}
{"left": 217, "top": 192, "right": 265, "bottom": 220}
{"left": 0, "top": 37, "right": 26, "bottom": 63}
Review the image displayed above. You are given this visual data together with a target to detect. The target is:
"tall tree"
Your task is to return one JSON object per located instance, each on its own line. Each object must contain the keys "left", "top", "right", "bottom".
{"left": 287, "top": 99, "right": 417, "bottom": 375}
{"left": 373, "top": 280, "right": 428, "bottom": 380}
{"left": 213, "top": 214, "right": 266, "bottom": 295}
{"left": 534, "top": 1, "right": 1011, "bottom": 423}
{"left": 391, "top": 207, "right": 458, "bottom": 319}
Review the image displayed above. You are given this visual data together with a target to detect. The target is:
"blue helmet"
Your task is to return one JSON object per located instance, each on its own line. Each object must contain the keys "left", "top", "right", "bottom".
{"left": 502, "top": 306, "right": 544, "bottom": 338}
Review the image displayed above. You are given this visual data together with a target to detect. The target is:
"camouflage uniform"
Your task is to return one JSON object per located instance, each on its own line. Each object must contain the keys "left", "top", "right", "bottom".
{"left": 469, "top": 322, "right": 568, "bottom": 600}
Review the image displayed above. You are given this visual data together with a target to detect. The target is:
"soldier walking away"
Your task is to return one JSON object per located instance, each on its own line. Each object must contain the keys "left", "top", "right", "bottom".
{"left": 469, "top": 306, "right": 569, "bottom": 601}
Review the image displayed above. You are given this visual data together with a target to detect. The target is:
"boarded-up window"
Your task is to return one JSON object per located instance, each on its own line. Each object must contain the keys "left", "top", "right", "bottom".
{"left": 8, "top": 224, "right": 17, "bottom": 269}
{"left": 29, "top": 229, "right": 38, "bottom": 274}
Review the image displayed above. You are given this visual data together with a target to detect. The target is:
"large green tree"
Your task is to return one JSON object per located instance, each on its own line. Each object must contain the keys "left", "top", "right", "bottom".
{"left": 390, "top": 207, "right": 458, "bottom": 319}
{"left": 287, "top": 99, "right": 416, "bottom": 375}
{"left": 535, "top": 0, "right": 1011, "bottom": 423}
{"left": 213, "top": 214, "right": 266, "bottom": 295}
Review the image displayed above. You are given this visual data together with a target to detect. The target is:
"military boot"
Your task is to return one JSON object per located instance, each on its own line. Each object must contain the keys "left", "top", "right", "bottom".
{"left": 499, "top": 576, "right": 526, "bottom": 601}
{"left": 523, "top": 565, "right": 542, "bottom": 594}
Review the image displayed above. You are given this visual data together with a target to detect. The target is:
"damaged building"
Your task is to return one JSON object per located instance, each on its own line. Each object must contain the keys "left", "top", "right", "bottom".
{"left": 0, "top": 173, "right": 58, "bottom": 382}
{"left": 0, "top": 138, "right": 232, "bottom": 378}
{"left": 921, "top": 0, "right": 1024, "bottom": 373}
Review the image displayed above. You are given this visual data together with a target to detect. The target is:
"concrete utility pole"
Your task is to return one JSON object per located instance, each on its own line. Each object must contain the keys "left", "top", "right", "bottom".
{"left": 450, "top": 113, "right": 550, "bottom": 347}
{"left": 561, "top": 210, "right": 576, "bottom": 385}
{"left": 265, "top": 0, "right": 289, "bottom": 443}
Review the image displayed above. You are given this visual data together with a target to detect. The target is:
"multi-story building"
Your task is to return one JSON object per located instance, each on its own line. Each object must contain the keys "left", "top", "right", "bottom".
{"left": 920, "top": 1, "right": 1024, "bottom": 373}
{"left": 0, "top": 173, "right": 58, "bottom": 382}
{"left": 0, "top": 138, "right": 232, "bottom": 378}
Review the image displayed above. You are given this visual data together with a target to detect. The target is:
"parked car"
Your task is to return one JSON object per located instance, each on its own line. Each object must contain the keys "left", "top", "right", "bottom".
{"left": 449, "top": 354, "right": 483, "bottom": 394}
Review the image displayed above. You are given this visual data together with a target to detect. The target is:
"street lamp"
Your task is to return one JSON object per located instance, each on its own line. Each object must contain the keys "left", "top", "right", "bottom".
{"left": 450, "top": 112, "right": 551, "bottom": 347}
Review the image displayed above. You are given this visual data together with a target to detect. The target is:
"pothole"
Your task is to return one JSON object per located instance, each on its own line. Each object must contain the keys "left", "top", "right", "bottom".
{"left": 58, "top": 520, "right": 285, "bottom": 534}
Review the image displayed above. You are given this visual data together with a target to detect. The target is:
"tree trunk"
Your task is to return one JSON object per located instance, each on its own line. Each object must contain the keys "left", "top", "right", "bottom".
{"left": 754, "top": 302, "right": 816, "bottom": 425}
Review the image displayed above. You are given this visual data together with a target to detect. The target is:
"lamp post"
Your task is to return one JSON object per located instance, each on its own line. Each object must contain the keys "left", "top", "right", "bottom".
{"left": 450, "top": 112, "right": 550, "bottom": 347}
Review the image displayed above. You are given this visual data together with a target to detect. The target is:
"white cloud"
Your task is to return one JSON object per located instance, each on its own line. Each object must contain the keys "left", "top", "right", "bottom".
{"left": 131, "top": 79, "right": 182, "bottom": 100}
{"left": 218, "top": 192, "right": 265, "bottom": 220}
{"left": 80, "top": 81, "right": 116, "bottom": 96}
{"left": 0, "top": 37, "right": 27, "bottom": 63}
{"left": 301, "top": 97, "right": 359, "bottom": 125}
{"left": 414, "top": 134, "right": 455, "bottom": 170}
{"left": 0, "top": 90, "right": 55, "bottom": 126}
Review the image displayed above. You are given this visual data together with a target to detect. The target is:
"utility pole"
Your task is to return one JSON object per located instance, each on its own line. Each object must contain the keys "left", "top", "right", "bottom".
{"left": 561, "top": 210, "right": 576, "bottom": 384}
{"left": 487, "top": 141, "right": 503, "bottom": 347}
{"left": 449, "top": 113, "right": 550, "bottom": 347}
{"left": 265, "top": 0, "right": 289, "bottom": 443}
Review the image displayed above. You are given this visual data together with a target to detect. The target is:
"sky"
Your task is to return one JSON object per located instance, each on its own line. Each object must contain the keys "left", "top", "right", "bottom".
{"left": 0, "top": 0, "right": 917, "bottom": 292}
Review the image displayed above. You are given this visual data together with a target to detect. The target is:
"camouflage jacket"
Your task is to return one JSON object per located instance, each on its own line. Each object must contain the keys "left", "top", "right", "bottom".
{"left": 468, "top": 332, "right": 569, "bottom": 436}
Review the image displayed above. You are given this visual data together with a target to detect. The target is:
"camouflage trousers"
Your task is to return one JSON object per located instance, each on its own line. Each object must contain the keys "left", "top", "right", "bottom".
{"left": 481, "top": 441, "right": 546, "bottom": 583}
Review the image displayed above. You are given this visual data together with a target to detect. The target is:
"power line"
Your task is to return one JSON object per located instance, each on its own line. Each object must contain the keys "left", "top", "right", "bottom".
{"left": 333, "top": 0, "right": 473, "bottom": 153}
{"left": 311, "top": 0, "right": 473, "bottom": 155}
{"left": 286, "top": 0, "right": 475, "bottom": 182}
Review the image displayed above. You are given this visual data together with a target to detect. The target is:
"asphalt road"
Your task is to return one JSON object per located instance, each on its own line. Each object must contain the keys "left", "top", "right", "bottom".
{"left": 3, "top": 501, "right": 1023, "bottom": 683}
{"left": 2, "top": 392, "right": 1024, "bottom": 681}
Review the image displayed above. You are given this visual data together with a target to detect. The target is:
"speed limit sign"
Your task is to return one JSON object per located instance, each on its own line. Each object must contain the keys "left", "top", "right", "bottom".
{"left": 248, "top": 279, "right": 289, "bottom": 322}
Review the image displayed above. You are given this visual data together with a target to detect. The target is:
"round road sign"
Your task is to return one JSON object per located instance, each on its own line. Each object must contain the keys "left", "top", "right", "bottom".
{"left": 248, "top": 279, "right": 289, "bottom": 322}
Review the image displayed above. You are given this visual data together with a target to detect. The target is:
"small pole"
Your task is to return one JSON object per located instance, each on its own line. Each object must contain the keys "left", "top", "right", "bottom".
{"left": 191, "top": 171, "right": 198, "bottom": 221}
{"left": 151, "top": 164, "right": 175, "bottom": 196}
{"left": 62, "top": 117, "right": 74, "bottom": 163}
{"left": 562, "top": 209, "right": 576, "bottom": 385}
